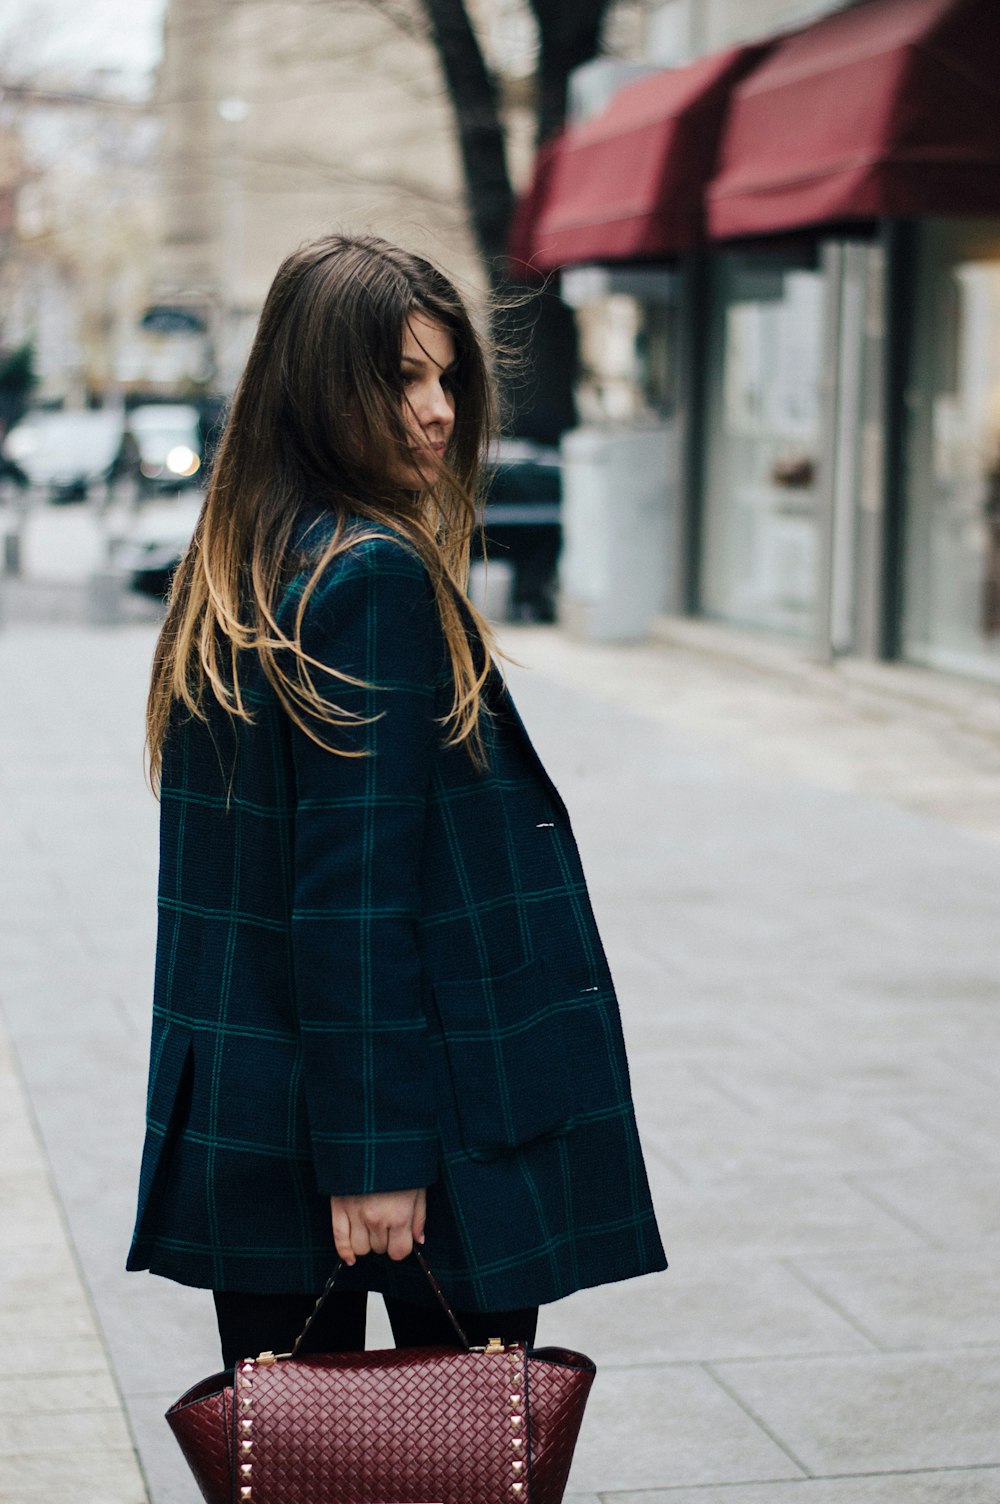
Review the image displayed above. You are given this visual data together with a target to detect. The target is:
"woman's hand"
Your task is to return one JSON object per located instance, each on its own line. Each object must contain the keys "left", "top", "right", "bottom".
{"left": 330, "top": 1187, "right": 427, "bottom": 1265}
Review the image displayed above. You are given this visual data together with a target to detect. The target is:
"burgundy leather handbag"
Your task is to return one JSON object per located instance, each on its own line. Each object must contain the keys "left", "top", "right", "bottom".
{"left": 166, "top": 1252, "right": 596, "bottom": 1504}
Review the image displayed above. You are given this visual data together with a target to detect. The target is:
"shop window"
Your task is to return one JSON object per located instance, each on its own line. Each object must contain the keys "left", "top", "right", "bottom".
{"left": 700, "top": 251, "right": 824, "bottom": 638}
{"left": 903, "top": 221, "right": 1000, "bottom": 682}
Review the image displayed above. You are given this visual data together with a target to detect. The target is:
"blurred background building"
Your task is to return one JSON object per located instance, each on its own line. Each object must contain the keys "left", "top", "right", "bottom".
{"left": 519, "top": 0, "right": 1000, "bottom": 688}
{"left": 0, "top": 76, "right": 158, "bottom": 404}
{"left": 155, "top": 0, "right": 486, "bottom": 391}
{"left": 4, "top": 0, "right": 1000, "bottom": 694}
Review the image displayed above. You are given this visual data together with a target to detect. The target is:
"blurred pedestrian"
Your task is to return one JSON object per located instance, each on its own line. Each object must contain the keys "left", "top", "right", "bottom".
{"left": 127, "top": 234, "right": 666, "bottom": 1366}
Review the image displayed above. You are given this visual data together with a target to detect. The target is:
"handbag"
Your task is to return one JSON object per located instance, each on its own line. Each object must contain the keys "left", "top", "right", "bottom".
{"left": 166, "top": 1250, "right": 596, "bottom": 1504}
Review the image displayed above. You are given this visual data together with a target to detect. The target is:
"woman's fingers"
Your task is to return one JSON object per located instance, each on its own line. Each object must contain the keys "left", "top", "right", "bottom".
{"left": 330, "top": 1198, "right": 357, "bottom": 1266}
{"left": 385, "top": 1218, "right": 413, "bottom": 1262}
{"left": 330, "top": 1189, "right": 427, "bottom": 1265}
{"left": 412, "top": 1185, "right": 427, "bottom": 1246}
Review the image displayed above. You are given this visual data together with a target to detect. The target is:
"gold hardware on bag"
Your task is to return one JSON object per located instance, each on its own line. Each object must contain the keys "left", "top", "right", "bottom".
{"left": 255, "top": 1350, "right": 290, "bottom": 1364}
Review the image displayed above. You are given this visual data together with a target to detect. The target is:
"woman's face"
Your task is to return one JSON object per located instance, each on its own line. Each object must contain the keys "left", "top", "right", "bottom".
{"left": 391, "top": 314, "right": 456, "bottom": 489}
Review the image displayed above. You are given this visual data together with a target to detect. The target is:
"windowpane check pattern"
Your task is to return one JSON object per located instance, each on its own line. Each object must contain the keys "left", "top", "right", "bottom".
{"left": 128, "top": 516, "right": 666, "bottom": 1309}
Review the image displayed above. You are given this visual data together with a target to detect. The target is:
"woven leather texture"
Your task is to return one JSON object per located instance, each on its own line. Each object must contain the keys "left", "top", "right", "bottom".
{"left": 524, "top": 1350, "right": 595, "bottom": 1504}
{"left": 166, "top": 1343, "right": 594, "bottom": 1504}
{"left": 166, "top": 1373, "right": 233, "bottom": 1504}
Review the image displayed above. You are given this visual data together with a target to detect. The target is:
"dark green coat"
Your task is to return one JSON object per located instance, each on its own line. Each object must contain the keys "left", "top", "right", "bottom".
{"left": 127, "top": 513, "right": 666, "bottom": 1310}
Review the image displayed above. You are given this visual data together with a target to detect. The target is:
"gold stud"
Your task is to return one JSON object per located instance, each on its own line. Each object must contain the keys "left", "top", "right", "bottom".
{"left": 240, "top": 1463, "right": 252, "bottom": 1477}
{"left": 240, "top": 1440, "right": 252, "bottom": 1454}
{"left": 513, "top": 1485, "right": 524, "bottom": 1496}
{"left": 512, "top": 1438, "right": 524, "bottom": 1453}
{"left": 241, "top": 1489, "right": 252, "bottom": 1500}
{"left": 241, "top": 1419, "right": 252, "bottom": 1433}
{"left": 513, "top": 1460, "right": 525, "bottom": 1474}
{"left": 511, "top": 1415, "right": 523, "bottom": 1429}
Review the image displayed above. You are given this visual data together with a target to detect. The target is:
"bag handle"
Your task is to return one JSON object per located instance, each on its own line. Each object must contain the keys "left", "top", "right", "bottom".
{"left": 290, "top": 1249, "right": 471, "bottom": 1357}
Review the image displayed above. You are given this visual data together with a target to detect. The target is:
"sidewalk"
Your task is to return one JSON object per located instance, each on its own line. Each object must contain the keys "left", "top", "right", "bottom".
{"left": 1, "top": 599, "right": 999, "bottom": 1502}
{"left": 0, "top": 1017, "right": 146, "bottom": 1501}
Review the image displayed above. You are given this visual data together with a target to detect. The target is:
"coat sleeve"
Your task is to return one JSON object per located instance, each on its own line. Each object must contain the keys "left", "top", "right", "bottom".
{"left": 288, "top": 534, "right": 448, "bottom": 1197}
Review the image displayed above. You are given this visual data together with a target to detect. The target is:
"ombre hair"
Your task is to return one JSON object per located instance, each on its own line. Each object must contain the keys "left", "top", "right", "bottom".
{"left": 147, "top": 234, "right": 503, "bottom": 787}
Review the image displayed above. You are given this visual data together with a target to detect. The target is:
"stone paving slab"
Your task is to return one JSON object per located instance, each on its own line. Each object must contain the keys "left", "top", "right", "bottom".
{"left": 549, "top": 1261, "right": 870, "bottom": 1367}
{"left": 851, "top": 1165, "right": 1000, "bottom": 1244}
{"left": 789, "top": 1246, "right": 1000, "bottom": 1350}
{"left": 0, "top": 1029, "right": 147, "bottom": 1501}
{"left": 598, "top": 1471, "right": 1000, "bottom": 1503}
{"left": 709, "top": 1351, "right": 1000, "bottom": 1474}
{"left": 568, "top": 1362, "right": 805, "bottom": 1492}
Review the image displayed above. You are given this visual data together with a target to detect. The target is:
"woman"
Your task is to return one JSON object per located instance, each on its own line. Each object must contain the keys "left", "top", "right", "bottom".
{"left": 127, "top": 234, "right": 666, "bottom": 1366}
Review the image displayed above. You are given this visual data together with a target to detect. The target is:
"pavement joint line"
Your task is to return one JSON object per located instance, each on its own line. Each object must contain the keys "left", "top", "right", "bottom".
{"left": 838, "top": 1175, "right": 944, "bottom": 1249}
{"left": 591, "top": 1461, "right": 1000, "bottom": 1494}
{"left": 700, "top": 1360, "right": 813, "bottom": 1478}
{"left": 684, "top": 1060, "right": 768, "bottom": 1115}
{"left": 889, "top": 1107, "right": 996, "bottom": 1167}
{"left": 776, "top": 1258, "right": 884, "bottom": 1352}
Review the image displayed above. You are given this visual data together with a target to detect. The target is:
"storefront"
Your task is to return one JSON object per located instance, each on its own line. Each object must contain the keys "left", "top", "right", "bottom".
{"left": 699, "top": 249, "right": 825, "bottom": 640}
{"left": 516, "top": 0, "right": 1000, "bottom": 687}
{"left": 903, "top": 221, "right": 1000, "bottom": 682}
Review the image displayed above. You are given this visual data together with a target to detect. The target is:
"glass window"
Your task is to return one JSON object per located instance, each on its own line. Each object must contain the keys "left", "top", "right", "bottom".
{"left": 903, "top": 221, "right": 1000, "bottom": 681}
{"left": 700, "top": 252, "right": 825, "bottom": 639}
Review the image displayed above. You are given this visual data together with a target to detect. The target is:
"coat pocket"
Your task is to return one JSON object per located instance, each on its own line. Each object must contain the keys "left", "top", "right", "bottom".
{"left": 432, "top": 954, "right": 574, "bottom": 1162}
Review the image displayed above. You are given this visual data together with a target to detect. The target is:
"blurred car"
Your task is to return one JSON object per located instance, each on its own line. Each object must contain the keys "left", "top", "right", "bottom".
{"left": 475, "top": 440, "right": 562, "bottom": 622}
{"left": 112, "top": 437, "right": 562, "bottom": 617}
{"left": 6, "top": 409, "right": 125, "bottom": 502}
{"left": 128, "top": 403, "right": 203, "bottom": 494}
{"left": 112, "top": 492, "right": 204, "bottom": 599}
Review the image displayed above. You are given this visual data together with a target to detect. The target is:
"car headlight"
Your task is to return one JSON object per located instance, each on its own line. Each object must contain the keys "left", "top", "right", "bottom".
{"left": 165, "top": 445, "right": 201, "bottom": 477}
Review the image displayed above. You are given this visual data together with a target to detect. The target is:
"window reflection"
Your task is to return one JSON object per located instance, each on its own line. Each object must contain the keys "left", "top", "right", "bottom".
{"left": 905, "top": 223, "right": 1000, "bottom": 679}
{"left": 701, "top": 254, "right": 824, "bottom": 638}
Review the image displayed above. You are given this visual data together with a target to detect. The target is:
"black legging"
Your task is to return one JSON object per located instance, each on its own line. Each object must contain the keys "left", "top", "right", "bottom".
{"left": 214, "top": 1287, "right": 539, "bottom": 1368}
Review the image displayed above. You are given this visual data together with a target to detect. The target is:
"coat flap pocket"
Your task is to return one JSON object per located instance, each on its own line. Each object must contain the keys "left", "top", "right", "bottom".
{"left": 432, "top": 955, "right": 573, "bottom": 1161}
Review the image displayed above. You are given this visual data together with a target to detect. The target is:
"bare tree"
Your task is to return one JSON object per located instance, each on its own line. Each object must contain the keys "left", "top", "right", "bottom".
{"left": 415, "top": 0, "right": 616, "bottom": 439}
{"left": 418, "top": 0, "right": 513, "bottom": 282}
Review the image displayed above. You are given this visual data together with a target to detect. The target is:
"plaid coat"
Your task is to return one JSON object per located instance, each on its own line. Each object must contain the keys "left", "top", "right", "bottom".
{"left": 127, "top": 512, "right": 666, "bottom": 1310}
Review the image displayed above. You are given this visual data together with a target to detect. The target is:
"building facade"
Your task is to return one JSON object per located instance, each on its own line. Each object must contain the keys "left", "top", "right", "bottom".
{"left": 0, "top": 80, "right": 160, "bottom": 404}
{"left": 535, "top": 0, "right": 1000, "bottom": 688}
{"left": 154, "top": 0, "right": 512, "bottom": 394}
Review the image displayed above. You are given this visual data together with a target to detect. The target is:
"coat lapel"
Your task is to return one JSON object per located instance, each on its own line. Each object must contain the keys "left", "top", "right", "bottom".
{"left": 448, "top": 576, "right": 572, "bottom": 828}
{"left": 486, "top": 663, "right": 572, "bottom": 828}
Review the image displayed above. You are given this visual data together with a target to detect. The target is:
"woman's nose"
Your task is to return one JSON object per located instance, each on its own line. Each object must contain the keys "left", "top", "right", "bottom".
{"left": 421, "top": 380, "right": 454, "bottom": 429}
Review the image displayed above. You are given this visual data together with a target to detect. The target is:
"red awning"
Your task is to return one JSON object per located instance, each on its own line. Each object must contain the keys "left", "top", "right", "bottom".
{"left": 515, "top": 44, "right": 768, "bottom": 274}
{"left": 707, "top": 0, "right": 1000, "bottom": 240}
{"left": 507, "top": 134, "right": 563, "bottom": 281}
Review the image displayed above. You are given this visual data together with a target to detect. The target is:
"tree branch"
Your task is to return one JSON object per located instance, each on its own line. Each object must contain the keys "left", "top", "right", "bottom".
{"left": 416, "top": 0, "right": 513, "bottom": 285}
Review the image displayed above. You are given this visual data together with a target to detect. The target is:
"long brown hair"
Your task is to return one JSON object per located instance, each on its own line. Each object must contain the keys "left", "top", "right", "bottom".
{"left": 147, "top": 234, "right": 504, "bottom": 788}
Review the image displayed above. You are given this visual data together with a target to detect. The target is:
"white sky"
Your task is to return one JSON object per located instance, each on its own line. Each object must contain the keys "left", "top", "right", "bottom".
{"left": 1, "top": 0, "right": 166, "bottom": 78}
